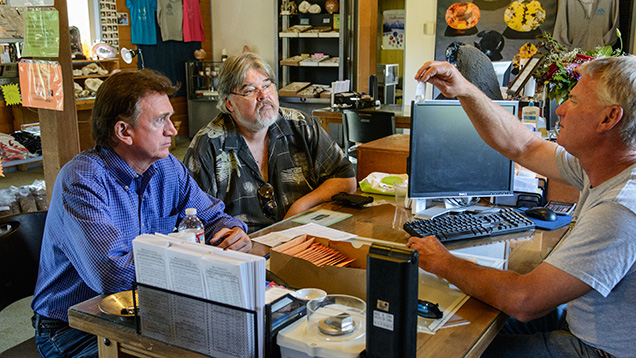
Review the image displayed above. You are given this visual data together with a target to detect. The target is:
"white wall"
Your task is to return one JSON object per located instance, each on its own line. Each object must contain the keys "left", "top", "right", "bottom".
{"left": 209, "top": 0, "right": 436, "bottom": 100}
{"left": 210, "top": 0, "right": 277, "bottom": 65}
{"left": 403, "top": 0, "right": 437, "bottom": 103}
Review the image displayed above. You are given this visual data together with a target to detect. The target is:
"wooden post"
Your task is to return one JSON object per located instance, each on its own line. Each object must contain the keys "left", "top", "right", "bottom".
{"left": 356, "top": 1, "right": 378, "bottom": 93}
{"left": 37, "top": 0, "right": 81, "bottom": 202}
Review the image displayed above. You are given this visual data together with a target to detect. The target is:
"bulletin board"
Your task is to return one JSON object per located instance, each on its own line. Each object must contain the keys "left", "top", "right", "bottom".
{"left": 99, "top": 0, "right": 119, "bottom": 49}
{"left": 434, "top": 0, "right": 557, "bottom": 63}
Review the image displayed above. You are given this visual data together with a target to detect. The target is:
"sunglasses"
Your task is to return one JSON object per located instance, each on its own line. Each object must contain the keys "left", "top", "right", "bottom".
{"left": 258, "top": 183, "right": 278, "bottom": 219}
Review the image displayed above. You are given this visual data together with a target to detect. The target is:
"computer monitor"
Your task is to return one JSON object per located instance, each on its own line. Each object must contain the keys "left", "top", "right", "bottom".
{"left": 408, "top": 100, "right": 519, "bottom": 217}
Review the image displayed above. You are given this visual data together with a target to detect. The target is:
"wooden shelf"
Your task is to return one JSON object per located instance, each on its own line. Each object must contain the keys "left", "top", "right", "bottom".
{"left": 73, "top": 59, "right": 119, "bottom": 103}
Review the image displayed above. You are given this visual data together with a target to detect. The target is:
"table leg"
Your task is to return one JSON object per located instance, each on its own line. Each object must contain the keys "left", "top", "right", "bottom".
{"left": 97, "top": 335, "right": 121, "bottom": 358}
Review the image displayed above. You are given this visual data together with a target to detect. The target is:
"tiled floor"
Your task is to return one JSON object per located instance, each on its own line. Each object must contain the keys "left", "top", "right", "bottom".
{"left": 0, "top": 297, "right": 33, "bottom": 353}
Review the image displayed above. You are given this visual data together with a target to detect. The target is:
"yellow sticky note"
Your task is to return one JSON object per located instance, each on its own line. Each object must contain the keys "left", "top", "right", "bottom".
{"left": 1, "top": 83, "right": 22, "bottom": 105}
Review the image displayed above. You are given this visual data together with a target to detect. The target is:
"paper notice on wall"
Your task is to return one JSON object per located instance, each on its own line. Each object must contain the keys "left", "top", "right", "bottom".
{"left": 18, "top": 60, "right": 63, "bottom": 111}
{"left": 9, "top": 0, "right": 55, "bottom": 6}
{"left": 382, "top": 10, "right": 405, "bottom": 50}
{"left": 22, "top": 8, "right": 59, "bottom": 57}
{"left": 0, "top": 6, "right": 25, "bottom": 39}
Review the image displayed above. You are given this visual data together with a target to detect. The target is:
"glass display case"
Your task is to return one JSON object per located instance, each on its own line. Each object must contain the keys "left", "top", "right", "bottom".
{"left": 185, "top": 61, "right": 223, "bottom": 137}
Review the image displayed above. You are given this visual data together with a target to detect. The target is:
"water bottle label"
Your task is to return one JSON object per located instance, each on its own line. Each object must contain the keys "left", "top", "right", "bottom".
{"left": 195, "top": 231, "right": 205, "bottom": 244}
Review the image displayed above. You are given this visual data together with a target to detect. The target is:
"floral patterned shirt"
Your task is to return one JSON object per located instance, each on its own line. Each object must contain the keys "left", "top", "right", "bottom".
{"left": 184, "top": 108, "right": 355, "bottom": 233}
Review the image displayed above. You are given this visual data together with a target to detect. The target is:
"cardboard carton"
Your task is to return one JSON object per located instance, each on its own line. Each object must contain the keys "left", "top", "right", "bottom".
{"left": 270, "top": 235, "right": 369, "bottom": 300}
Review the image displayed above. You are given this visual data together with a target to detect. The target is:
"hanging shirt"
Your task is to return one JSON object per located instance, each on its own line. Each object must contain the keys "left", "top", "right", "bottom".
{"left": 126, "top": 0, "right": 158, "bottom": 45}
{"left": 553, "top": 0, "right": 619, "bottom": 51}
{"left": 157, "top": 0, "right": 183, "bottom": 41}
{"left": 183, "top": 0, "right": 205, "bottom": 42}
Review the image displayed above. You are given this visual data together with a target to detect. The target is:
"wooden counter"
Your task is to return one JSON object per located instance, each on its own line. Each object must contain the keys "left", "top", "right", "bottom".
{"left": 313, "top": 104, "right": 411, "bottom": 135}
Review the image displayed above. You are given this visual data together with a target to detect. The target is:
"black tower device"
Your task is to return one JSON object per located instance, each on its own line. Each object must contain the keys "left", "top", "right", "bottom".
{"left": 366, "top": 243, "right": 419, "bottom": 357}
{"left": 368, "top": 74, "right": 378, "bottom": 101}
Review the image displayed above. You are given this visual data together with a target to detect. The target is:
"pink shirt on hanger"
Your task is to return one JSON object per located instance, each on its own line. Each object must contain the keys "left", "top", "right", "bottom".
{"left": 183, "top": 0, "right": 205, "bottom": 42}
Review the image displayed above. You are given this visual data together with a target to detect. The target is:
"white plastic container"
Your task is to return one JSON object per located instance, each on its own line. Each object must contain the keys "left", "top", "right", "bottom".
{"left": 522, "top": 103, "right": 539, "bottom": 124}
{"left": 277, "top": 295, "right": 366, "bottom": 358}
{"left": 415, "top": 82, "right": 426, "bottom": 103}
{"left": 178, "top": 208, "right": 205, "bottom": 244}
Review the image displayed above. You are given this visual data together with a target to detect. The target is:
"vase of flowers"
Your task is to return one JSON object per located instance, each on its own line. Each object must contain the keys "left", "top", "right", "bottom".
{"left": 534, "top": 30, "right": 624, "bottom": 104}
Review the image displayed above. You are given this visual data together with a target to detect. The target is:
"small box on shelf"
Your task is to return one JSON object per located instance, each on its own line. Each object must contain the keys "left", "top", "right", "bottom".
{"left": 299, "top": 54, "right": 330, "bottom": 67}
{"left": 280, "top": 55, "right": 309, "bottom": 66}
{"left": 279, "top": 24, "right": 313, "bottom": 38}
{"left": 318, "top": 57, "right": 339, "bottom": 67}
{"left": 296, "top": 84, "right": 330, "bottom": 98}
{"left": 318, "top": 30, "right": 339, "bottom": 38}
{"left": 279, "top": 82, "right": 311, "bottom": 97}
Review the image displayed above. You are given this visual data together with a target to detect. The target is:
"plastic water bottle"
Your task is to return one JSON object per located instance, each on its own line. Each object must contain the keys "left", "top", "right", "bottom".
{"left": 415, "top": 81, "right": 426, "bottom": 103}
{"left": 178, "top": 208, "right": 205, "bottom": 244}
{"left": 522, "top": 102, "right": 540, "bottom": 133}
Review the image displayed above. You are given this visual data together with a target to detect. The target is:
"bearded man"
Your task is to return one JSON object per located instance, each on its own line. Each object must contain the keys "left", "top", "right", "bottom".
{"left": 184, "top": 52, "right": 356, "bottom": 233}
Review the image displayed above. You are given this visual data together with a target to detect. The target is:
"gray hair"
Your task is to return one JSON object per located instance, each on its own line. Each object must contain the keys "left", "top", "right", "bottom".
{"left": 578, "top": 55, "right": 636, "bottom": 148}
{"left": 216, "top": 52, "right": 276, "bottom": 113}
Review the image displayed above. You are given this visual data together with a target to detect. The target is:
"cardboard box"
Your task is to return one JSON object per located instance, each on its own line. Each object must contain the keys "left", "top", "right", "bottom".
{"left": 270, "top": 235, "right": 369, "bottom": 300}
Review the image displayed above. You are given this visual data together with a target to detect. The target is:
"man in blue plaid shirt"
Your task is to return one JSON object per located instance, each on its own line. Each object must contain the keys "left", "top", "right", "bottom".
{"left": 31, "top": 69, "right": 250, "bottom": 358}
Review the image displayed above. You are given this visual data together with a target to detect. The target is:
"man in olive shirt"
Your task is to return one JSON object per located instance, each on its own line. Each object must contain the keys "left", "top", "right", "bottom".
{"left": 184, "top": 53, "right": 356, "bottom": 233}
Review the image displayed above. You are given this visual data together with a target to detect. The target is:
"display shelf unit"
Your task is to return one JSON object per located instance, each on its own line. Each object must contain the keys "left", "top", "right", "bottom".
{"left": 185, "top": 60, "right": 223, "bottom": 137}
{"left": 275, "top": 0, "right": 355, "bottom": 107}
{"left": 73, "top": 59, "right": 120, "bottom": 106}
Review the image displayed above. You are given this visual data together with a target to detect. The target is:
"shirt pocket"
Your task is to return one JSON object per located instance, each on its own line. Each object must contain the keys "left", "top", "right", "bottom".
{"left": 149, "top": 215, "right": 178, "bottom": 234}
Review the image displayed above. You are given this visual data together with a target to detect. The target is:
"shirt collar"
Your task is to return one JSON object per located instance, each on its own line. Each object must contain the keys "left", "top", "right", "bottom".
{"left": 97, "top": 146, "right": 158, "bottom": 187}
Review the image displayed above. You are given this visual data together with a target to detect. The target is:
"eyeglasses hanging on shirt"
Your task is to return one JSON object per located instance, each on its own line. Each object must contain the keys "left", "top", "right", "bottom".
{"left": 258, "top": 182, "right": 278, "bottom": 219}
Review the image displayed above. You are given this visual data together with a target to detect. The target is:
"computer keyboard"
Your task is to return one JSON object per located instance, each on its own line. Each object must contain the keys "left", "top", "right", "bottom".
{"left": 403, "top": 208, "right": 536, "bottom": 242}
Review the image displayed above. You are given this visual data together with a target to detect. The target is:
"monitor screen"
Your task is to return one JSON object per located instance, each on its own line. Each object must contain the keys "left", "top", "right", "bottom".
{"left": 408, "top": 100, "right": 518, "bottom": 200}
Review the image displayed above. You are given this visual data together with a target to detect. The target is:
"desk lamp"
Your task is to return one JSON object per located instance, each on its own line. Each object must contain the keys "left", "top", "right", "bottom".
{"left": 120, "top": 47, "right": 145, "bottom": 69}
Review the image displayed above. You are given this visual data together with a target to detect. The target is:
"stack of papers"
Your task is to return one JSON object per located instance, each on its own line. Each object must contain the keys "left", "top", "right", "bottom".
{"left": 252, "top": 222, "right": 357, "bottom": 248}
{"left": 133, "top": 233, "right": 266, "bottom": 357}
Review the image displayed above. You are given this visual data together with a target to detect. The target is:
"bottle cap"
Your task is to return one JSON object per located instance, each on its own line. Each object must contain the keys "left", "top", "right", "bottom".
{"left": 185, "top": 208, "right": 197, "bottom": 216}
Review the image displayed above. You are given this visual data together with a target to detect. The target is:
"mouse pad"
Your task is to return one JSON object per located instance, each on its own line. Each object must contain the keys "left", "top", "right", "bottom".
{"left": 516, "top": 207, "right": 573, "bottom": 230}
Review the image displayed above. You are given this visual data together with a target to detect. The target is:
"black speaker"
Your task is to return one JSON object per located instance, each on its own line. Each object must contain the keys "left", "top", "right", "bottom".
{"left": 366, "top": 243, "right": 419, "bottom": 357}
{"left": 368, "top": 74, "right": 378, "bottom": 100}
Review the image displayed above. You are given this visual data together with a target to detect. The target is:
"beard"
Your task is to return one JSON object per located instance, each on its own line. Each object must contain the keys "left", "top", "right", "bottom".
{"left": 233, "top": 100, "right": 279, "bottom": 132}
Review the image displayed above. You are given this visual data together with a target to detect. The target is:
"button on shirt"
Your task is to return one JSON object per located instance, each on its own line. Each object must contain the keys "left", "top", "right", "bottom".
{"left": 32, "top": 147, "right": 246, "bottom": 321}
{"left": 184, "top": 108, "right": 355, "bottom": 233}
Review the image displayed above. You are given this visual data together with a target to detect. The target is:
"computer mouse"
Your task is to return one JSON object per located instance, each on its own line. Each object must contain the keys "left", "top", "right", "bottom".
{"left": 525, "top": 207, "right": 557, "bottom": 222}
{"left": 417, "top": 300, "right": 443, "bottom": 319}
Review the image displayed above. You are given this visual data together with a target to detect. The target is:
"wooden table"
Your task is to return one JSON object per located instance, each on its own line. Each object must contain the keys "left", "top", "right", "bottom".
{"left": 312, "top": 104, "right": 411, "bottom": 135}
{"left": 356, "top": 134, "right": 409, "bottom": 182}
{"left": 69, "top": 197, "right": 568, "bottom": 358}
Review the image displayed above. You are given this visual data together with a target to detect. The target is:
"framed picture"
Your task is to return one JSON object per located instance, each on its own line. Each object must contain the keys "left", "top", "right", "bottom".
{"left": 117, "top": 12, "right": 129, "bottom": 25}
{"left": 507, "top": 55, "right": 543, "bottom": 97}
